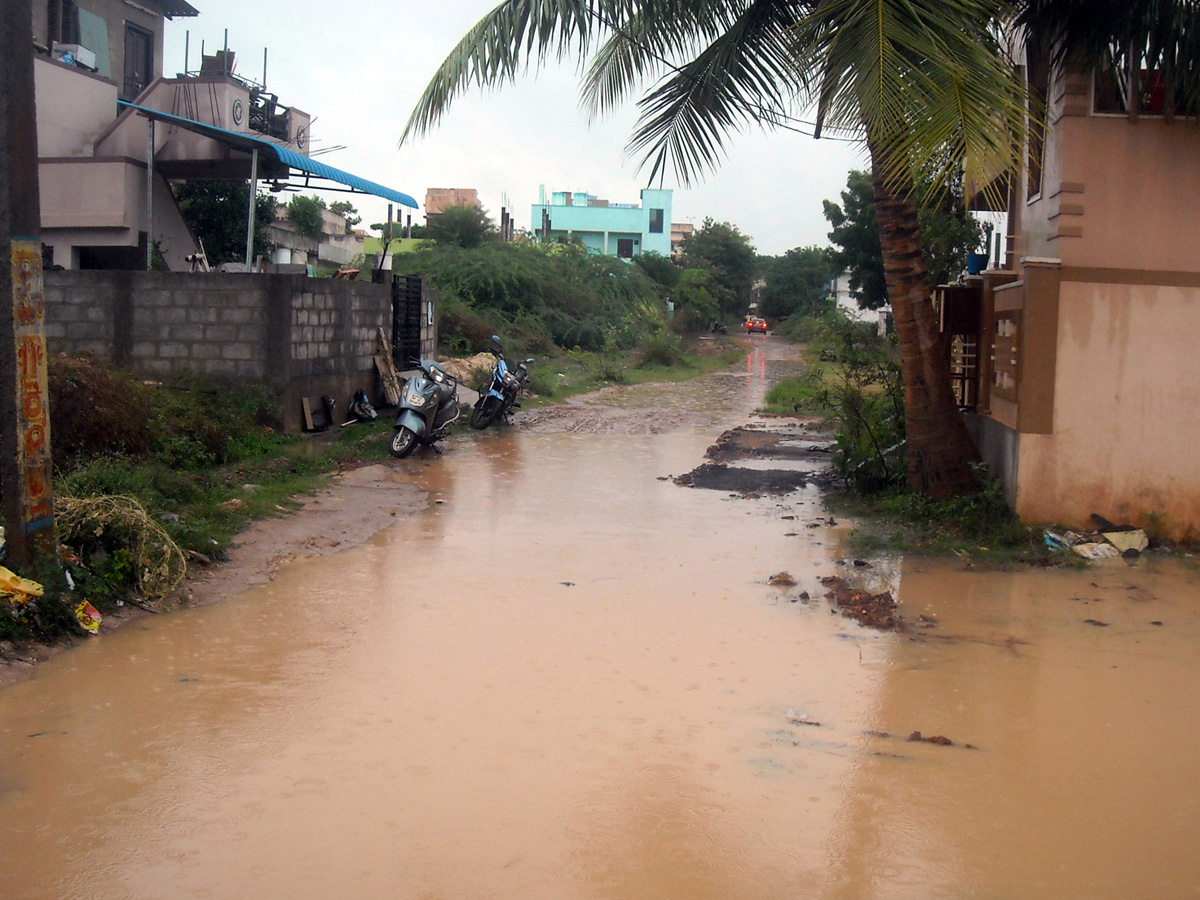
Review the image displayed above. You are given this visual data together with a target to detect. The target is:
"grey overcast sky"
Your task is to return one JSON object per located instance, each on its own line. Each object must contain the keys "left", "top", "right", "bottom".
{"left": 164, "top": 0, "right": 868, "bottom": 256}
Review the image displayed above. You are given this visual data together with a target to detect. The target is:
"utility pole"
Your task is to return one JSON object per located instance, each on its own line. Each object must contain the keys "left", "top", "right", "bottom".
{"left": 1, "top": 0, "right": 58, "bottom": 569}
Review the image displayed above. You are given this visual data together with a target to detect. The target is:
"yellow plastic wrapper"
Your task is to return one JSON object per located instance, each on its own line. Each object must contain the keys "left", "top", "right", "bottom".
{"left": 74, "top": 601, "right": 102, "bottom": 635}
{"left": 0, "top": 566, "right": 44, "bottom": 600}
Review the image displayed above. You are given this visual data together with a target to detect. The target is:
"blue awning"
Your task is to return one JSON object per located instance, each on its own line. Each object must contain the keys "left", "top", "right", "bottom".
{"left": 118, "top": 100, "right": 419, "bottom": 209}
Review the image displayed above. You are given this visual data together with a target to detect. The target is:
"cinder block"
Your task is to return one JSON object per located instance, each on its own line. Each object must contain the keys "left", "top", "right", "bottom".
{"left": 221, "top": 343, "right": 253, "bottom": 361}
{"left": 204, "top": 324, "right": 237, "bottom": 342}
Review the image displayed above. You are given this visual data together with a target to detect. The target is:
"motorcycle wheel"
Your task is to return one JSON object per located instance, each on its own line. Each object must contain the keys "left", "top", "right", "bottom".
{"left": 471, "top": 395, "right": 502, "bottom": 430}
{"left": 389, "top": 426, "right": 418, "bottom": 459}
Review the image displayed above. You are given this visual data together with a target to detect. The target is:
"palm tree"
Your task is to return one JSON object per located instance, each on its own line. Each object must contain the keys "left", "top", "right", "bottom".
{"left": 1018, "top": 0, "right": 1200, "bottom": 121}
{"left": 402, "top": 0, "right": 1028, "bottom": 498}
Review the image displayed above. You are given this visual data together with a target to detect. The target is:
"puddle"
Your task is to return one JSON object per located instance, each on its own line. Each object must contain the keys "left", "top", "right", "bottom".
{"left": 2, "top": 338, "right": 1198, "bottom": 899}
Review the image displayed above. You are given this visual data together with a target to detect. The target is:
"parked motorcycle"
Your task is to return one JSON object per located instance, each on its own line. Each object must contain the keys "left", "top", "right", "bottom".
{"left": 389, "top": 358, "right": 461, "bottom": 458}
{"left": 471, "top": 335, "right": 533, "bottom": 430}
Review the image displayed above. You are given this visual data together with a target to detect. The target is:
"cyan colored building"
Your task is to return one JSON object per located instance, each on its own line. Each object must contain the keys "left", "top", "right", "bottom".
{"left": 532, "top": 187, "right": 673, "bottom": 258}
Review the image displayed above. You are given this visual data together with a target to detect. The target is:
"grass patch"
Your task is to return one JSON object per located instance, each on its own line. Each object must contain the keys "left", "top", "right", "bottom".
{"left": 825, "top": 478, "right": 1059, "bottom": 566}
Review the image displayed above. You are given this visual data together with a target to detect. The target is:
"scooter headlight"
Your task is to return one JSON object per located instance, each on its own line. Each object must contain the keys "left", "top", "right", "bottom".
{"left": 404, "top": 384, "right": 427, "bottom": 406}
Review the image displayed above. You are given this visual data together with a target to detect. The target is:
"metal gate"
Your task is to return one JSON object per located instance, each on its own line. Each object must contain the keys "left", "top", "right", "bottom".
{"left": 391, "top": 274, "right": 424, "bottom": 368}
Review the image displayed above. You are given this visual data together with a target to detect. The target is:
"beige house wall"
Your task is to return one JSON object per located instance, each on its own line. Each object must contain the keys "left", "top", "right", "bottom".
{"left": 1015, "top": 281, "right": 1200, "bottom": 540}
{"left": 978, "top": 62, "right": 1200, "bottom": 540}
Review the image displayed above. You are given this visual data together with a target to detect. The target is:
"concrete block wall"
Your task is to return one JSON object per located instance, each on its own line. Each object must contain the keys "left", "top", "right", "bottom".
{"left": 44, "top": 271, "right": 392, "bottom": 431}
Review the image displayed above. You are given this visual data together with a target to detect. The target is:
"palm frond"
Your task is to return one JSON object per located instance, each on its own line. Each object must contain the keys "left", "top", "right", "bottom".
{"left": 401, "top": 0, "right": 600, "bottom": 145}
{"left": 621, "top": 0, "right": 814, "bottom": 185}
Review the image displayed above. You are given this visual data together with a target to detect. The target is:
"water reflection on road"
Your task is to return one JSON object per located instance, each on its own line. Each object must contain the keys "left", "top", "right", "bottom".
{"left": 2, "top": 336, "right": 1199, "bottom": 899}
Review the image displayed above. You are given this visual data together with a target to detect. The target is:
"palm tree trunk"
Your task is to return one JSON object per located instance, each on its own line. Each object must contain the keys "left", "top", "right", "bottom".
{"left": 869, "top": 163, "right": 980, "bottom": 498}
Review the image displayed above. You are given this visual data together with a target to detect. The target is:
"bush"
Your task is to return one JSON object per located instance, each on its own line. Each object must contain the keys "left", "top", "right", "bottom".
{"left": 638, "top": 331, "right": 686, "bottom": 367}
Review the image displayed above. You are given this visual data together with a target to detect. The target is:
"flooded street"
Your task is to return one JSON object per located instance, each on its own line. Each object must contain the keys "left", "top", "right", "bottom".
{"left": 3, "top": 337, "right": 1200, "bottom": 899}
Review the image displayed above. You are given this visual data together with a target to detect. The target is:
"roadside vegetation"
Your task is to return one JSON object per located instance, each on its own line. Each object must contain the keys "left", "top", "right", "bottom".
{"left": 762, "top": 310, "right": 1052, "bottom": 564}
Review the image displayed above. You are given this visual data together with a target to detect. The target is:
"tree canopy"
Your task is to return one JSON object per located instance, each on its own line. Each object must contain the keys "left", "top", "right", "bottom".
{"left": 678, "top": 218, "right": 757, "bottom": 317}
{"left": 425, "top": 204, "right": 495, "bottom": 249}
{"left": 173, "top": 181, "right": 275, "bottom": 265}
{"left": 286, "top": 195, "right": 326, "bottom": 240}
{"left": 759, "top": 246, "right": 837, "bottom": 322}
{"left": 824, "top": 170, "right": 984, "bottom": 310}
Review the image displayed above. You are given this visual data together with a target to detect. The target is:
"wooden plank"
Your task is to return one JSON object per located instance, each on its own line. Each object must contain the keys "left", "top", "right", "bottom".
{"left": 375, "top": 327, "right": 404, "bottom": 405}
{"left": 301, "top": 397, "right": 315, "bottom": 432}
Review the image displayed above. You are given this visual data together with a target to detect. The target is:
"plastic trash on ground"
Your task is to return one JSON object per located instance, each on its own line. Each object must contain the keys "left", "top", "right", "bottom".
{"left": 1102, "top": 530, "right": 1149, "bottom": 553}
{"left": 0, "top": 565, "right": 44, "bottom": 603}
{"left": 74, "top": 601, "right": 102, "bottom": 634}
{"left": 1073, "top": 542, "right": 1122, "bottom": 560}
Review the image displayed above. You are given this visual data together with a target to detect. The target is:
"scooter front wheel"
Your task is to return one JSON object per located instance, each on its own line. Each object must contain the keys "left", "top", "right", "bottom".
{"left": 389, "top": 426, "right": 418, "bottom": 458}
{"left": 471, "top": 395, "right": 502, "bottom": 430}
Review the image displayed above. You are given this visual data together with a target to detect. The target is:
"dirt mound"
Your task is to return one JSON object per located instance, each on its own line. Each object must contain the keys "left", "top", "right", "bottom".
{"left": 820, "top": 575, "right": 905, "bottom": 631}
{"left": 704, "top": 425, "right": 833, "bottom": 462}
{"left": 674, "top": 463, "right": 809, "bottom": 496}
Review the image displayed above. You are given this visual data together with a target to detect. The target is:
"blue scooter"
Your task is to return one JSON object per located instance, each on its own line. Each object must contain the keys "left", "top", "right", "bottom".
{"left": 389, "top": 359, "right": 461, "bottom": 458}
{"left": 470, "top": 335, "right": 533, "bottom": 430}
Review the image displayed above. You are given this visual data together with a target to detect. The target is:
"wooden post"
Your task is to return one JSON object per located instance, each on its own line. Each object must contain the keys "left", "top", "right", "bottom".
{"left": 0, "top": 0, "right": 58, "bottom": 567}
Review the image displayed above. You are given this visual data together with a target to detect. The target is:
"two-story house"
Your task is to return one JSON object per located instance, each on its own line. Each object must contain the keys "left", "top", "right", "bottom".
{"left": 531, "top": 186, "right": 672, "bottom": 259}
{"left": 966, "top": 40, "right": 1200, "bottom": 540}
{"left": 30, "top": 0, "right": 414, "bottom": 271}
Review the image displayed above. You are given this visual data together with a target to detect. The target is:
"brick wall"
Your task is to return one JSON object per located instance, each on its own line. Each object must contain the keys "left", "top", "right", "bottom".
{"left": 43, "top": 271, "right": 402, "bottom": 432}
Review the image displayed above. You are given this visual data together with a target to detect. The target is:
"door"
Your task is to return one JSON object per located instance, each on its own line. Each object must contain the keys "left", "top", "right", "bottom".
{"left": 122, "top": 23, "right": 153, "bottom": 101}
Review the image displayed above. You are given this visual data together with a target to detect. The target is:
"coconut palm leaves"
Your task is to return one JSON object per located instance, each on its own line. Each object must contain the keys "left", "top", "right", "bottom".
{"left": 404, "top": 0, "right": 1027, "bottom": 207}
{"left": 1019, "top": 0, "right": 1200, "bottom": 119}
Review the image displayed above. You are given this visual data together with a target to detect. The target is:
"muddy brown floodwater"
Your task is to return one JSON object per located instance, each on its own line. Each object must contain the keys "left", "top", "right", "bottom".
{"left": 3, "top": 335, "right": 1200, "bottom": 899}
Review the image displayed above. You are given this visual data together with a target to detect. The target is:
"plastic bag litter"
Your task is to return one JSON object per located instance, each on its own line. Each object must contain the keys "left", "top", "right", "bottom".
{"left": 1102, "top": 530, "right": 1148, "bottom": 553}
{"left": 348, "top": 388, "right": 377, "bottom": 422}
{"left": 1073, "top": 542, "right": 1121, "bottom": 560}
{"left": 74, "top": 601, "right": 102, "bottom": 634}
{"left": 0, "top": 565, "right": 44, "bottom": 601}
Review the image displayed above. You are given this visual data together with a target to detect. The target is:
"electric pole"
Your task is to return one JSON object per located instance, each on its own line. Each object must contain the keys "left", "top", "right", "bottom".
{"left": 1, "top": 0, "right": 58, "bottom": 569}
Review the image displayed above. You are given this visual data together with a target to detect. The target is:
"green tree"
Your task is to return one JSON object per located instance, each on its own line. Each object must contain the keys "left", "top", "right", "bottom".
{"left": 329, "top": 200, "right": 361, "bottom": 233}
{"left": 823, "top": 171, "right": 888, "bottom": 310}
{"left": 759, "top": 246, "right": 837, "bottom": 322}
{"left": 173, "top": 181, "right": 275, "bottom": 265}
{"left": 824, "top": 170, "right": 984, "bottom": 310}
{"left": 425, "top": 204, "right": 494, "bottom": 249}
{"left": 286, "top": 194, "right": 327, "bottom": 240}
{"left": 400, "top": 0, "right": 1029, "bottom": 498}
{"left": 678, "top": 218, "right": 757, "bottom": 317}
{"left": 633, "top": 249, "right": 681, "bottom": 291}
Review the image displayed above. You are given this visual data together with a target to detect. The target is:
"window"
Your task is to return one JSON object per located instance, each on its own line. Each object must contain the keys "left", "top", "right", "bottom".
{"left": 649, "top": 208, "right": 664, "bottom": 233}
{"left": 48, "top": 0, "right": 79, "bottom": 45}
{"left": 617, "top": 238, "right": 635, "bottom": 259}
{"left": 1026, "top": 46, "right": 1049, "bottom": 201}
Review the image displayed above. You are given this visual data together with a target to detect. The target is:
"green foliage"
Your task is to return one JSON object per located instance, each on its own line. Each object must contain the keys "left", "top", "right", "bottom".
{"left": 637, "top": 331, "right": 686, "bottom": 367}
{"left": 759, "top": 246, "right": 837, "bottom": 321}
{"left": 823, "top": 171, "right": 889, "bottom": 310}
{"left": 671, "top": 268, "right": 721, "bottom": 332}
{"left": 425, "top": 204, "right": 495, "bottom": 249}
{"left": 678, "top": 218, "right": 757, "bottom": 316}
{"left": 765, "top": 312, "right": 905, "bottom": 489}
{"left": 328, "top": 200, "right": 361, "bottom": 232}
{"left": 287, "top": 194, "right": 327, "bottom": 240}
{"left": 829, "top": 469, "right": 1040, "bottom": 561}
{"left": 173, "top": 181, "right": 276, "bottom": 265}
{"left": 392, "top": 241, "right": 667, "bottom": 354}
{"left": 633, "top": 250, "right": 681, "bottom": 290}
{"left": 824, "top": 169, "right": 985, "bottom": 310}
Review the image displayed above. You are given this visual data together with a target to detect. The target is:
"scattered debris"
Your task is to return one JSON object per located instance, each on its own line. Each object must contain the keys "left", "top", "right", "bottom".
{"left": 907, "top": 731, "right": 953, "bottom": 745}
{"left": 1083, "top": 619, "right": 1110, "bottom": 627}
{"left": 1045, "top": 518, "right": 1149, "bottom": 561}
{"left": 785, "top": 709, "right": 822, "bottom": 727}
{"left": 820, "top": 575, "right": 905, "bottom": 631}
{"left": 768, "top": 571, "right": 797, "bottom": 587}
